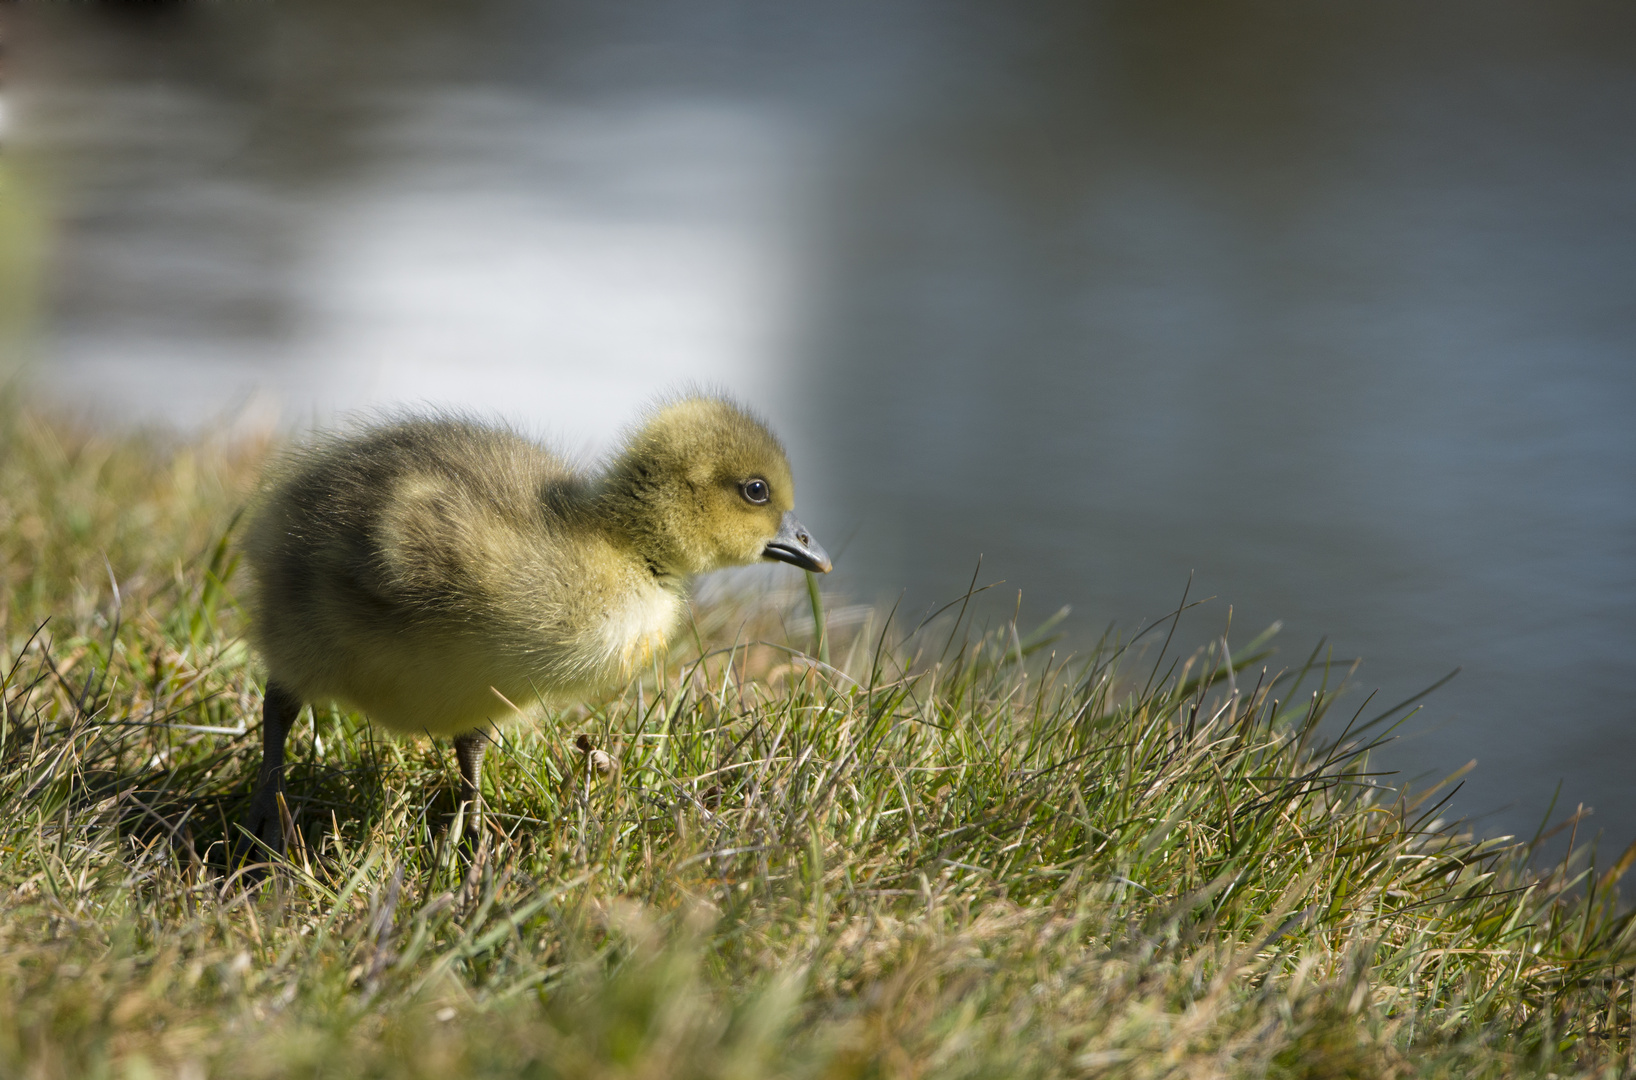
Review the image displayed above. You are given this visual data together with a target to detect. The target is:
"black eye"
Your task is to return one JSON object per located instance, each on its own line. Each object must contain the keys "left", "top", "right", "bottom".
{"left": 740, "top": 478, "right": 770, "bottom": 505}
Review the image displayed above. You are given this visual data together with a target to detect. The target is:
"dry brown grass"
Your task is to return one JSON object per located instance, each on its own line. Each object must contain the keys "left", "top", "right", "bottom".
{"left": 2, "top": 400, "right": 1634, "bottom": 1079}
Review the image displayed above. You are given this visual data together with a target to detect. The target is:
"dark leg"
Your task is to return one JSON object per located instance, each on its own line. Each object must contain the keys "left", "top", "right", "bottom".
{"left": 451, "top": 729, "right": 493, "bottom": 886}
{"left": 453, "top": 729, "right": 488, "bottom": 817}
{"left": 240, "top": 681, "right": 303, "bottom": 860}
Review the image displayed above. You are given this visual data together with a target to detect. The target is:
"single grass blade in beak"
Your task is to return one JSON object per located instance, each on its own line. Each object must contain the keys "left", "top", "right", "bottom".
{"left": 763, "top": 511, "right": 832, "bottom": 573}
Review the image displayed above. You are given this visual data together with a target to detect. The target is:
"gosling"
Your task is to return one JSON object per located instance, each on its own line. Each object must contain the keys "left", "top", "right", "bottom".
{"left": 238, "top": 396, "right": 830, "bottom": 854}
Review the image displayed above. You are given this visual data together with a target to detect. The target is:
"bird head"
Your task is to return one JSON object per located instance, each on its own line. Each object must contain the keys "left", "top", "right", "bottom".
{"left": 602, "top": 396, "right": 831, "bottom": 578}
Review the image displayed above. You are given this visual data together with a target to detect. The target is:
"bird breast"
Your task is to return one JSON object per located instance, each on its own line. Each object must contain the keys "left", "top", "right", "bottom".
{"left": 594, "top": 579, "right": 685, "bottom": 680}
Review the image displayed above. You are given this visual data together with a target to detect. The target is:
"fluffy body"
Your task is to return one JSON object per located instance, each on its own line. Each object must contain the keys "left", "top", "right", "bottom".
{"left": 243, "top": 398, "right": 807, "bottom": 737}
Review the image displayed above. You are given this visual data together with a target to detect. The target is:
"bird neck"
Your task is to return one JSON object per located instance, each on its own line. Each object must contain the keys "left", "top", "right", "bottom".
{"left": 590, "top": 464, "right": 697, "bottom": 584}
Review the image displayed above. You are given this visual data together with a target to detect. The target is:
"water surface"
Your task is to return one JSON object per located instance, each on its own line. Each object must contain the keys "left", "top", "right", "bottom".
{"left": 13, "top": 1, "right": 1636, "bottom": 850}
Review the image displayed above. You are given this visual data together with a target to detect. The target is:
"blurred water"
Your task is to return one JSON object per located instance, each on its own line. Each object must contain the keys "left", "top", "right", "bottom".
{"left": 15, "top": 5, "right": 807, "bottom": 449}
{"left": 11, "top": 1, "right": 1636, "bottom": 850}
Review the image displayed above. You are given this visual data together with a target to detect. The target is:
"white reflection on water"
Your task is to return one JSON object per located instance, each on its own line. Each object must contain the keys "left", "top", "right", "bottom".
{"left": 36, "top": 87, "right": 805, "bottom": 454}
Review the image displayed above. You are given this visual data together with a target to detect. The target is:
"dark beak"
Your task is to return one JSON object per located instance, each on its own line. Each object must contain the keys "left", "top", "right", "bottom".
{"left": 763, "top": 511, "right": 832, "bottom": 573}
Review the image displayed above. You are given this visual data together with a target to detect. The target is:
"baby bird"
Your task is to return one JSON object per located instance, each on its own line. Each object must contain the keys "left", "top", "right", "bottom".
{"left": 238, "top": 396, "right": 829, "bottom": 854}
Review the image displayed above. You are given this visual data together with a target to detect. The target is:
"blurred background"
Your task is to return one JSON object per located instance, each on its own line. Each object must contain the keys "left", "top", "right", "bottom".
{"left": 2, "top": 1, "right": 1633, "bottom": 851}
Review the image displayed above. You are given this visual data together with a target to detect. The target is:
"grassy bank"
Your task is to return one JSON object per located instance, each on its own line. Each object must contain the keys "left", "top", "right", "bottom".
{"left": 1, "top": 402, "right": 1634, "bottom": 1079}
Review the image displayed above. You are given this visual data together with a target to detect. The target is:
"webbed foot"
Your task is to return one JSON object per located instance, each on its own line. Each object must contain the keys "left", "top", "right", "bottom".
{"left": 233, "top": 782, "right": 289, "bottom": 870}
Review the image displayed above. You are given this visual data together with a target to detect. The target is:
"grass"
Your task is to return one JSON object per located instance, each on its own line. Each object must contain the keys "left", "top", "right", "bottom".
{"left": 1, "top": 398, "right": 1635, "bottom": 1079}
